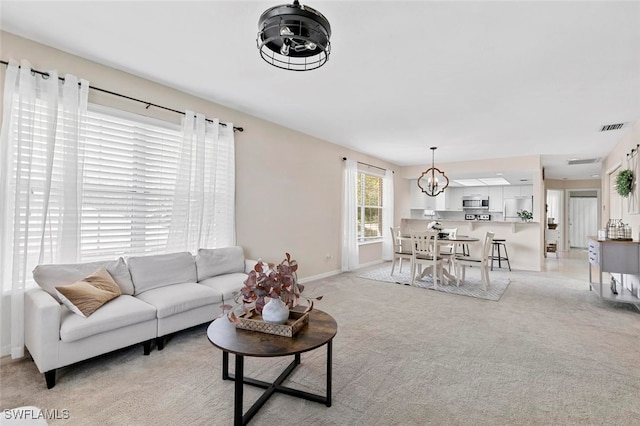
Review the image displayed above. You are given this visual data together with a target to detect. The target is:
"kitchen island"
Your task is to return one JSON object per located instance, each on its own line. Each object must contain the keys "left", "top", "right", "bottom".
{"left": 400, "top": 218, "right": 543, "bottom": 271}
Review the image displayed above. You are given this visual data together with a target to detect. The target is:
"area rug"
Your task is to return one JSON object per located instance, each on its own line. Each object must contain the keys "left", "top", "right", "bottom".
{"left": 358, "top": 264, "right": 511, "bottom": 301}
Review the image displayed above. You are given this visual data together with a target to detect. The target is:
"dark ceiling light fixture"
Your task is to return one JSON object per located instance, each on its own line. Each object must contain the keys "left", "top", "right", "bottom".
{"left": 257, "top": 0, "right": 331, "bottom": 71}
{"left": 418, "top": 147, "right": 449, "bottom": 197}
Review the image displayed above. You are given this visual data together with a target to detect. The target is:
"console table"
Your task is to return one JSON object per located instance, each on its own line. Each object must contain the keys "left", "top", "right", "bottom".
{"left": 207, "top": 309, "right": 337, "bottom": 426}
{"left": 588, "top": 237, "right": 640, "bottom": 305}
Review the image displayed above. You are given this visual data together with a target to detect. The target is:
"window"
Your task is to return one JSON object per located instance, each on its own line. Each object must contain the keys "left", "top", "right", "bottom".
{"left": 81, "top": 105, "right": 185, "bottom": 260}
{"left": 4, "top": 99, "right": 234, "bottom": 288}
{"left": 357, "top": 172, "right": 384, "bottom": 242}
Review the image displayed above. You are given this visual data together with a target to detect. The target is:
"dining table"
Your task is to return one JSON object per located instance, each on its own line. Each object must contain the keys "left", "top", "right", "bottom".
{"left": 399, "top": 233, "right": 480, "bottom": 284}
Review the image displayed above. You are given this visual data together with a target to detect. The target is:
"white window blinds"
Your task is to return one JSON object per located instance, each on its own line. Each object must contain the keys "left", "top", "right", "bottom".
{"left": 4, "top": 100, "right": 235, "bottom": 272}
{"left": 81, "top": 105, "right": 184, "bottom": 260}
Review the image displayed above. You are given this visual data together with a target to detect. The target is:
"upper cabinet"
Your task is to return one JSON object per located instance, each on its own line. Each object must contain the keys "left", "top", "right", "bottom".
{"left": 463, "top": 186, "right": 489, "bottom": 197}
{"left": 409, "top": 180, "right": 532, "bottom": 212}
{"left": 488, "top": 186, "right": 503, "bottom": 212}
{"left": 444, "top": 187, "right": 463, "bottom": 211}
{"left": 503, "top": 185, "right": 533, "bottom": 198}
{"left": 410, "top": 180, "right": 459, "bottom": 210}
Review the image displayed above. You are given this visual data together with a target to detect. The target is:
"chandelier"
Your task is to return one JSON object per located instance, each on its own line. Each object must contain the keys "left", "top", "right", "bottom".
{"left": 257, "top": 0, "right": 331, "bottom": 71}
{"left": 417, "top": 147, "right": 449, "bottom": 197}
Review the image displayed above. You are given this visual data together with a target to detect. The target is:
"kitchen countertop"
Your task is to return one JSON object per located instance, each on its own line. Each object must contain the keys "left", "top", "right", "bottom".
{"left": 401, "top": 218, "right": 540, "bottom": 233}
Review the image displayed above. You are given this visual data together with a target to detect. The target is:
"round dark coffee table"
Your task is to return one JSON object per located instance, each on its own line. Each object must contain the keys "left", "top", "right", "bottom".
{"left": 207, "top": 309, "right": 338, "bottom": 426}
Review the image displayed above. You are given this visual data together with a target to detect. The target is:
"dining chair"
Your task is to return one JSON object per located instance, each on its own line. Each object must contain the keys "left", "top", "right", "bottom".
{"left": 410, "top": 230, "right": 444, "bottom": 288}
{"left": 455, "top": 231, "right": 495, "bottom": 290}
{"left": 390, "top": 226, "right": 412, "bottom": 275}
{"left": 439, "top": 227, "right": 457, "bottom": 272}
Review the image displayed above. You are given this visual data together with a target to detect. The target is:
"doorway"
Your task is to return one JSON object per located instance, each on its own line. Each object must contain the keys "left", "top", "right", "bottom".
{"left": 568, "top": 191, "right": 598, "bottom": 249}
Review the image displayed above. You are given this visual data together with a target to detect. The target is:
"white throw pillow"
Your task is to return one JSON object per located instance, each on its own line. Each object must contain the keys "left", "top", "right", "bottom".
{"left": 195, "top": 246, "right": 245, "bottom": 281}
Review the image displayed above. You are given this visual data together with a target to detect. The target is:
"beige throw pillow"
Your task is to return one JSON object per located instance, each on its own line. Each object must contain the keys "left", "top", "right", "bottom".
{"left": 55, "top": 268, "right": 122, "bottom": 318}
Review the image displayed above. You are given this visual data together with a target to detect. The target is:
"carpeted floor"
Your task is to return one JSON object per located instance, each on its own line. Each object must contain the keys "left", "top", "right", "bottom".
{"left": 1, "top": 262, "right": 639, "bottom": 425}
{"left": 357, "top": 264, "right": 510, "bottom": 301}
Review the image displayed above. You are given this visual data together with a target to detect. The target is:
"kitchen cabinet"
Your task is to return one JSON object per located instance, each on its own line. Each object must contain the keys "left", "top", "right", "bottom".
{"left": 444, "top": 187, "right": 463, "bottom": 211}
{"left": 502, "top": 185, "right": 520, "bottom": 199}
{"left": 411, "top": 182, "right": 532, "bottom": 213}
{"left": 488, "top": 186, "right": 503, "bottom": 212}
{"left": 520, "top": 185, "right": 533, "bottom": 197}
{"left": 503, "top": 185, "right": 533, "bottom": 198}
{"left": 410, "top": 179, "right": 441, "bottom": 210}
{"left": 463, "top": 187, "right": 489, "bottom": 197}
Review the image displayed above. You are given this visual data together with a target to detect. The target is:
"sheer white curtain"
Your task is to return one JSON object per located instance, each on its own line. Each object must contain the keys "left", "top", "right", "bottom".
{"left": 342, "top": 159, "right": 359, "bottom": 271}
{"left": 167, "top": 110, "right": 235, "bottom": 252}
{"left": 0, "top": 60, "right": 88, "bottom": 358}
{"left": 381, "top": 169, "right": 394, "bottom": 261}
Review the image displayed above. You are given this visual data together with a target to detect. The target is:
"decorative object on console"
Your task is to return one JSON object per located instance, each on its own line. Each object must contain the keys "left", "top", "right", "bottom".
{"left": 417, "top": 147, "right": 449, "bottom": 197}
{"left": 226, "top": 253, "right": 322, "bottom": 326}
{"left": 257, "top": 0, "right": 331, "bottom": 71}
{"left": 605, "top": 219, "right": 632, "bottom": 240}
{"left": 516, "top": 210, "right": 533, "bottom": 222}
{"left": 615, "top": 169, "right": 634, "bottom": 197}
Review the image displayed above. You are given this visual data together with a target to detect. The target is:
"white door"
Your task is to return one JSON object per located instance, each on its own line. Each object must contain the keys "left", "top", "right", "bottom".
{"left": 569, "top": 197, "right": 598, "bottom": 248}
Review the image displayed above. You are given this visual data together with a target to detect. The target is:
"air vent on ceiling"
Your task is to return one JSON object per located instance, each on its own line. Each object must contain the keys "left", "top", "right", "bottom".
{"left": 567, "top": 158, "right": 600, "bottom": 165}
{"left": 600, "top": 123, "right": 627, "bottom": 132}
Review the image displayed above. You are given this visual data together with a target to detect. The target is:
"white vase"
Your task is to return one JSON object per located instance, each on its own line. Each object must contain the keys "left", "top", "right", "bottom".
{"left": 261, "top": 297, "right": 289, "bottom": 324}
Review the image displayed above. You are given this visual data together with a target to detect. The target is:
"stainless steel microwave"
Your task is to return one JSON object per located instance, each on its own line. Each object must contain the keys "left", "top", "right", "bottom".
{"left": 462, "top": 195, "right": 489, "bottom": 209}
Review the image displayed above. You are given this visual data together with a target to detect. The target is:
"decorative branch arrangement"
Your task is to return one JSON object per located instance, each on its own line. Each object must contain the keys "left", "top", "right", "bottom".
{"left": 223, "top": 253, "right": 322, "bottom": 323}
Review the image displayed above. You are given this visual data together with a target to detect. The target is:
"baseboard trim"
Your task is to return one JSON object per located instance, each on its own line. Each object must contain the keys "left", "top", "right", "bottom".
{"left": 355, "top": 259, "right": 385, "bottom": 270}
{"left": 298, "top": 269, "right": 343, "bottom": 284}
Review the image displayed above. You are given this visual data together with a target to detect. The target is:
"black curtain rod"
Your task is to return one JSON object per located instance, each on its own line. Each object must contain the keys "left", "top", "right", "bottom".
{"left": 627, "top": 144, "right": 640, "bottom": 158}
{"left": 0, "top": 60, "right": 244, "bottom": 133}
{"left": 342, "top": 157, "right": 393, "bottom": 173}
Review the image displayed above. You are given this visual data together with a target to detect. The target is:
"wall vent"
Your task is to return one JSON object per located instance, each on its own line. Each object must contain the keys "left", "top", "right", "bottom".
{"left": 600, "top": 123, "right": 627, "bottom": 132}
{"left": 567, "top": 158, "right": 600, "bottom": 165}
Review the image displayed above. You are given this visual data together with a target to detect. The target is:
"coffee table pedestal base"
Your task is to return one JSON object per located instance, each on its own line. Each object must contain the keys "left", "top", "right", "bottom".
{"left": 222, "top": 339, "right": 332, "bottom": 426}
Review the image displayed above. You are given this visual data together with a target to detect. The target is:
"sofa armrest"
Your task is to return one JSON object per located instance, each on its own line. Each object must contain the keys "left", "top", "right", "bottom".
{"left": 244, "top": 259, "right": 258, "bottom": 274}
{"left": 24, "top": 287, "right": 61, "bottom": 373}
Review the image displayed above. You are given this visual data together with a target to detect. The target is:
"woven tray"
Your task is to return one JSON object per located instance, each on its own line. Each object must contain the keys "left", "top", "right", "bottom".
{"left": 235, "top": 310, "right": 309, "bottom": 337}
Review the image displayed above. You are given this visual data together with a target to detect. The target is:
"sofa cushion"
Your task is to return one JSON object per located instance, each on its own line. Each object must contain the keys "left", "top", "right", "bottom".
{"left": 195, "top": 246, "right": 245, "bottom": 281}
{"left": 135, "top": 282, "right": 221, "bottom": 319}
{"left": 127, "top": 252, "right": 197, "bottom": 295}
{"left": 198, "top": 273, "right": 247, "bottom": 303}
{"left": 59, "top": 295, "right": 156, "bottom": 343}
{"left": 55, "top": 268, "right": 122, "bottom": 317}
{"left": 33, "top": 257, "right": 134, "bottom": 302}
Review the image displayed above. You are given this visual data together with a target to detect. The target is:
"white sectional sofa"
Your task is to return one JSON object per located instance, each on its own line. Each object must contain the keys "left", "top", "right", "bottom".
{"left": 24, "top": 246, "right": 252, "bottom": 389}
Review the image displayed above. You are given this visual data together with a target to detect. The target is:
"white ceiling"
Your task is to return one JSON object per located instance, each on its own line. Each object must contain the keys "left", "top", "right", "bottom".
{"left": 2, "top": 1, "right": 639, "bottom": 180}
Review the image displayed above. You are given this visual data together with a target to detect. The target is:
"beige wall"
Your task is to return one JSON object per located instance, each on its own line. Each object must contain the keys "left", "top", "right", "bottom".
{"left": 601, "top": 119, "right": 640, "bottom": 231}
{"left": 0, "top": 31, "right": 405, "bottom": 280}
{"left": 545, "top": 179, "right": 601, "bottom": 190}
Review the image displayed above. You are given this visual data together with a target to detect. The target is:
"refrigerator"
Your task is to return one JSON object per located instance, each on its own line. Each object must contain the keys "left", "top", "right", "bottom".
{"left": 503, "top": 196, "right": 533, "bottom": 221}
